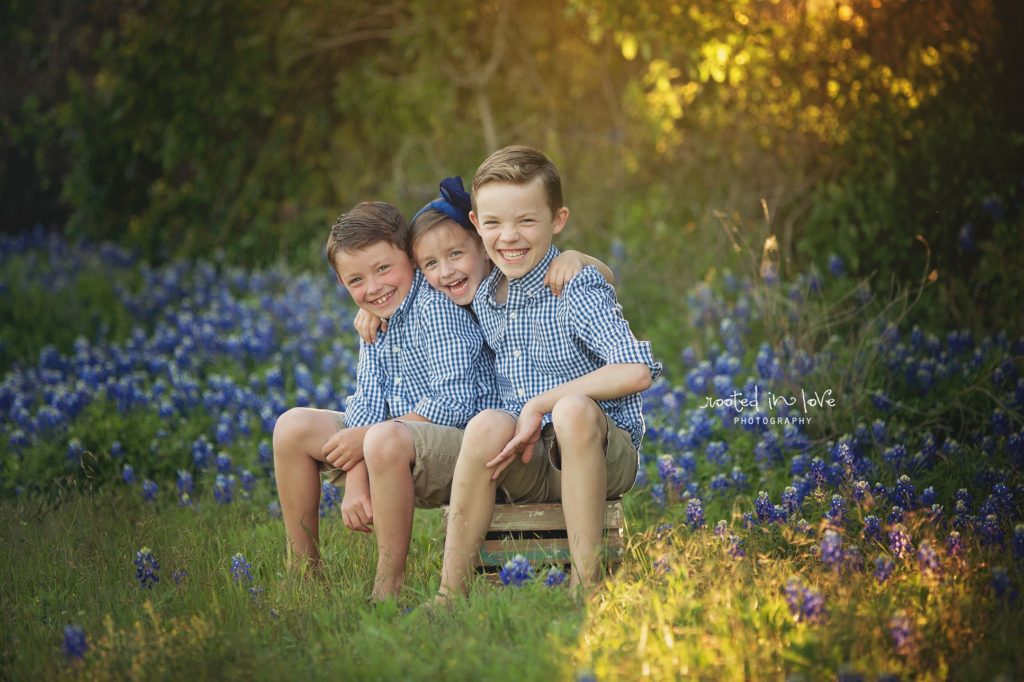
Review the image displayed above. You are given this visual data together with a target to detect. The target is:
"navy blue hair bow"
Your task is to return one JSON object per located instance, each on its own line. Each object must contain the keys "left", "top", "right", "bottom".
{"left": 412, "top": 176, "right": 474, "bottom": 230}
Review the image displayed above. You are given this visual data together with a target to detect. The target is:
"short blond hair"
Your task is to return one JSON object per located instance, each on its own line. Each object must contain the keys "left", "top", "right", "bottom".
{"left": 471, "top": 145, "right": 563, "bottom": 215}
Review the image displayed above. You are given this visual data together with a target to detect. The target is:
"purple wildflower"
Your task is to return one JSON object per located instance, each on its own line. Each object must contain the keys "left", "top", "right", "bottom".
{"left": 134, "top": 546, "right": 160, "bottom": 589}
{"left": 500, "top": 554, "right": 533, "bottom": 587}
{"left": 874, "top": 555, "right": 895, "bottom": 583}
{"left": 62, "top": 624, "right": 88, "bottom": 662}
{"left": 889, "top": 525, "right": 913, "bottom": 559}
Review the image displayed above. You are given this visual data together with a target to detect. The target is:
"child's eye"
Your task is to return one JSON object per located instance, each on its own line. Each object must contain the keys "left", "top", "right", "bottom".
{"left": 348, "top": 277, "right": 362, "bottom": 286}
{"left": 450, "top": 250, "right": 463, "bottom": 258}
{"left": 422, "top": 259, "right": 437, "bottom": 269}
{"left": 377, "top": 264, "right": 390, "bottom": 274}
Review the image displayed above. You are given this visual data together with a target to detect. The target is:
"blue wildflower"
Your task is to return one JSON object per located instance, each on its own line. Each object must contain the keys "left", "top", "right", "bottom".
{"left": 686, "top": 498, "right": 705, "bottom": 530}
{"left": 958, "top": 222, "right": 975, "bottom": 252}
{"left": 172, "top": 569, "right": 188, "bottom": 585}
{"left": 499, "top": 554, "right": 533, "bottom": 587}
{"left": 781, "top": 486, "right": 799, "bottom": 517}
{"left": 319, "top": 480, "right": 341, "bottom": 517}
{"left": 268, "top": 501, "right": 282, "bottom": 519}
{"left": 141, "top": 479, "right": 158, "bottom": 503}
{"left": 946, "top": 531, "right": 963, "bottom": 558}
{"left": 863, "top": 516, "right": 883, "bottom": 543}
{"left": 826, "top": 495, "right": 847, "bottom": 526}
{"left": 820, "top": 530, "right": 843, "bottom": 569}
{"left": 62, "top": 624, "right": 88, "bottom": 662}
{"left": 783, "top": 579, "right": 826, "bottom": 624}
{"left": 230, "top": 553, "right": 253, "bottom": 582}
{"left": 134, "top": 546, "right": 160, "bottom": 589}
{"left": 887, "top": 506, "right": 904, "bottom": 525}
{"left": 979, "top": 514, "right": 1004, "bottom": 548}
{"left": 889, "top": 524, "right": 913, "bottom": 560}
{"left": 874, "top": 555, "right": 895, "bottom": 583}
{"left": 215, "top": 452, "right": 232, "bottom": 474}
{"left": 889, "top": 611, "right": 914, "bottom": 655}
{"left": 1014, "top": 524, "right": 1024, "bottom": 560}
{"left": 827, "top": 253, "right": 844, "bottom": 277}
{"left": 544, "top": 568, "right": 567, "bottom": 587}
{"left": 214, "top": 474, "right": 236, "bottom": 504}
{"left": 176, "top": 470, "right": 194, "bottom": 496}
{"left": 755, "top": 491, "right": 773, "bottom": 523}
{"left": 122, "top": 464, "right": 136, "bottom": 485}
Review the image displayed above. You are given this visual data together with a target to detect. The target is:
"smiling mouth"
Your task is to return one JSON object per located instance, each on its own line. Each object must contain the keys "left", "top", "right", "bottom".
{"left": 498, "top": 248, "right": 529, "bottom": 263}
{"left": 370, "top": 291, "right": 395, "bottom": 307}
{"left": 445, "top": 278, "right": 470, "bottom": 296}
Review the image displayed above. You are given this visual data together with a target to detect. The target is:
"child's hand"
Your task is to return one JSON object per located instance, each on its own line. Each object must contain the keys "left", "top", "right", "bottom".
{"left": 321, "top": 428, "right": 364, "bottom": 471}
{"left": 545, "top": 250, "right": 589, "bottom": 296}
{"left": 487, "top": 404, "right": 544, "bottom": 479}
{"left": 354, "top": 309, "right": 387, "bottom": 343}
{"left": 341, "top": 483, "right": 373, "bottom": 533}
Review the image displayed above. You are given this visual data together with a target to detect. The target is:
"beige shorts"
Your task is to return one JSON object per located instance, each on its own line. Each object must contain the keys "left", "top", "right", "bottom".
{"left": 321, "top": 412, "right": 463, "bottom": 509}
{"left": 495, "top": 411, "right": 638, "bottom": 504}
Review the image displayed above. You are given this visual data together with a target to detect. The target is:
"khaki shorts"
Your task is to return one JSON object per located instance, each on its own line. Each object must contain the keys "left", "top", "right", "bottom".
{"left": 495, "top": 411, "right": 638, "bottom": 504}
{"left": 321, "top": 412, "right": 464, "bottom": 509}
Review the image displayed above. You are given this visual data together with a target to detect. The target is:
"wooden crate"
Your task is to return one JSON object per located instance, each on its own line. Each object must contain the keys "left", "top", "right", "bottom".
{"left": 441, "top": 500, "right": 624, "bottom": 571}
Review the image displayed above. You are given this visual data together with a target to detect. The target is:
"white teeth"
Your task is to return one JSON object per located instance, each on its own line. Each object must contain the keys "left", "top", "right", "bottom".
{"left": 501, "top": 249, "right": 528, "bottom": 261}
{"left": 371, "top": 291, "right": 394, "bottom": 306}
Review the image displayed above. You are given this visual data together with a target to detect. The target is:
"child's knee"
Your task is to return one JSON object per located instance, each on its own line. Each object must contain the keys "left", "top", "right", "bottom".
{"left": 273, "top": 408, "right": 313, "bottom": 454}
{"left": 551, "top": 395, "right": 604, "bottom": 435}
{"left": 364, "top": 421, "right": 415, "bottom": 471}
{"left": 459, "top": 410, "right": 515, "bottom": 466}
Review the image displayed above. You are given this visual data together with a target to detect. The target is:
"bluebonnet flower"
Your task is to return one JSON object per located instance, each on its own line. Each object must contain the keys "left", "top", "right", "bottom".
{"left": 871, "top": 420, "right": 887, "bottom": 443}
{"left": 172, "top": 569, "right": 188, "bottom": 585}
{"left": 946, "top": 531, "right": 963, "bottom": 558}
{"left": 192, "top": 436, "right": 212, "bottom": 469}
{"left": 872, "top": 481, "right": 889, "bottom": 500}
{"left": 499, "top": 555, "right": 533, "bottom": 587}
{"left": 705, "top": 440, "right": 729, "bottom": 466}
{"left": 230, "top": 553, "right": 253, "bottom": 582}
{"left": 917, "top": 540, "right": 941, "bottom": 576}
{"left": 827, "top": 253, "right": 844, "bottom": 278}
{"left": 122, "top": 464, "right": 136, "bottom": 485}
{"left": 141, "top": 479, "right": 158, "bottom": 503}
{"left": 177, "top": 470, "right": 194, "bottom": 496}
{"left": 1014, "top": 524, "right": 1024, "bottom": 560}
{"left": 134, "top": 546, "right": 160, "bottom": 589}
{"left": 741, "top": 512, "right": 757, "bottom": 529}
{"left": 727, "top": 534, "right": 746, "bottom": 558}
{"left": 686, "top": 498, "right": 705, "bottom": 530}
{"left": 783, "top": 579, "right": 826, "bottom": 624}
{"left": 979, "top": 514, "right": 1004, "bottom": 548}
{"left": 920, "top": 486, "right": 937, "bottom": 507}
{"left": 826, "top": 495, "right": 847, "bottom": 526}
{"left": 730, "top": 466, "right": 749, "bottom": 490}
{"left": 319, "top": 480, "right": 341, "bottom": 517}
{"left": 544, "top": 568, "right": 567, "bottom": 587}
{"left": 809, "top": 457, "right": 826, "bottom": 488}
{"left": 257, "top": 441, "right": 273, "bottom": 472}
{"left": 874, "top": 555, "right": 895, "bottom": 583}
{"left": 709, "top": 473, "right": 730, "bottom": 494}
{"left": 889, "top": 611, "right": 914, "bottom": 655}
{"left": 852, "top": 480, "right": 870, "bottom": 502}
{"left": 240, "top": 469, "right": 256, "bottom": 494}
{"left": 214, "top": 474, "right": 236, "bottom": 504}
{"left": 796, "top": 518, "right": 813, "bottom": 536}
{"left": 883, "top": 445, "right": 907, "bottom": 470}
{"left": 952, "top": 500, "right": 973, "bottom": 532}
{"left": 782, "top": 486, "right": 799, "bottom": 517}
{"left": 991, "top": 566, "right": 1014, "bottom": 600}
{"left": 714, "top": 520, "right": 729, "bottom": 537}
{"left": 820, "top": 530, "right": 843, "bottom": 569}
{"left": 66, "top": 438, "right": 84, "bottom": 465}
{"left": 889, "top": 524, "right": 913, "bottom": 559}
{"left": 891, "top": 475, "right": 916, "bottom": 508}
{"left": 982, "top": 196, "right": 1005, "bottom": 221}
{"left": 755, "top": 491, "right": 773, "bottom": 523}
{"left": 887, "top": 506, "right": 905, "bottom": 525}
{"left": 215, "top": 452, "right": 232, "bottom": 474}
{"left": 62, "top": 624, "right": 88, "bottom": 662}
{"left": 268, "top": 501, "right": 282, "bottom": 519}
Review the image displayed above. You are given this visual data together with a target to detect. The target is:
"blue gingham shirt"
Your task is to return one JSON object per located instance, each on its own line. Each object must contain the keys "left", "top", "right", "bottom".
{"left": 472, "top": 246, "right": 662, "bottom": 450}
{"left": 345, "top": 270, "right": 496, "bottom": 428}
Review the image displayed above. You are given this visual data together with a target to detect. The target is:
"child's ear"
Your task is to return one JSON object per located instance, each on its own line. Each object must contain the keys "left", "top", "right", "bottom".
{"left": 552, "top": 207, "right": 570, "bottom": 235}
{"left": 333, "top": 270, "right": 344, "bottom": 286}
{"left": 469, "top": 210, "right": 482, "bottom": 233}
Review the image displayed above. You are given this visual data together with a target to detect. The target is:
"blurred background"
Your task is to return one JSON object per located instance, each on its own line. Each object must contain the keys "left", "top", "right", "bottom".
{"left": 3, "top": 0, "right": 1023, "bottom": 352}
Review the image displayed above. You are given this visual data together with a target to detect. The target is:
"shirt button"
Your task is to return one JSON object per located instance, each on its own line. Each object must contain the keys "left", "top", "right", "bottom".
{"left": 509, "top": 312, "right": 517, "bottom": 320}
{"left": 395, "top": 377, "right": 402, "bottom": 385}
{"left": 513, "top": 349, "right": 522, "bottom": 358}
{"left": 517, "top": 388, "right": 526, "bottom": 397}
{"left": 393, "top": 346, "right": 401, "bottom": 353}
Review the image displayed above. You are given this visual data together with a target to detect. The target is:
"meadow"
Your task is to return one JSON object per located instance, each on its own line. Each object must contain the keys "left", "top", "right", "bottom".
{"left": 1, "top": 224, "right": 1022, "bottom": 681}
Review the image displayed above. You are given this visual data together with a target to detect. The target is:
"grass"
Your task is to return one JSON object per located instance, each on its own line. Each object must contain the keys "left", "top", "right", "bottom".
{"left": 1, "top": 486, "right": 1020, "bottom": 680}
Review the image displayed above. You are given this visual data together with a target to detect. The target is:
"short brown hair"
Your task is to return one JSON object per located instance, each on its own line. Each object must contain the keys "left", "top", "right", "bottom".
{"left": 471, "top": 145, "right": 564, "bottom": 215}
{"left": 325, "top": 201, "right": 410, "bottom": 272}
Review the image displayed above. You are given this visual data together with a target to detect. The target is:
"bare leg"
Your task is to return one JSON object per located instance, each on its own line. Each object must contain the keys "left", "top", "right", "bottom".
{"left": 551, "top": 395, "right": 608, "bottom": 589}
{"left": 438, "top": 410, "right": 516, "bottom": 598}
{"left": 272, "top": 408, "right": 341, "bottom": 569}
{"left": 363, "top": 421, "right": 417, "bottom": 601}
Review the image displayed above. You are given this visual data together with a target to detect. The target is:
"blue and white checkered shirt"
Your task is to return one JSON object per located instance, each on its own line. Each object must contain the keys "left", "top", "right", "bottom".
{"left": 345, "top": 270, "right": 496, "bottom": 428}
{"left": 472, "top": 245, "right": 661, "bottom": 450}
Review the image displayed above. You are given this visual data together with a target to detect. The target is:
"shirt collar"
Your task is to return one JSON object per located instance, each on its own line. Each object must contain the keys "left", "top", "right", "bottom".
{"left": 383, "top": 268, "right": 423, "bottom": 324}
{"left": 477, "top": 244, "right": 560, "bottom": 309}
{"left": 510, "top": 244, "right": 559, "bottom": 299}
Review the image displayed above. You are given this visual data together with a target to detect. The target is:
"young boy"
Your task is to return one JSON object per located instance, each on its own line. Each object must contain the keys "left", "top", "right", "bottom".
{"left": 438, "top": 146, "right": 661, "bottom": 594}
{"left": 273, "top": 201, "right": 494, "bottom": 600}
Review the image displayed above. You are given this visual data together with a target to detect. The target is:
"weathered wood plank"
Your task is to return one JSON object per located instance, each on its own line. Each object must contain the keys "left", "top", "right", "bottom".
{"left": 442, "top": 500, "right": 623, "bottom": 533}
